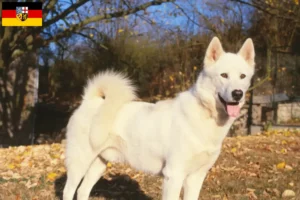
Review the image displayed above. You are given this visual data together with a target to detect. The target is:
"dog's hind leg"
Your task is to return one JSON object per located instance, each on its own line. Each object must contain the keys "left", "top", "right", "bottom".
{"left": 77, "top": 157, "right": 106, "bottom": 200}
{"left": 63, "top": 153, "right": 97, "bottom": 200}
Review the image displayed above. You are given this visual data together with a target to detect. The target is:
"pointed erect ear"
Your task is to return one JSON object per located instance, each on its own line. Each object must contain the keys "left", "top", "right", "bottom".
{"left": 238, "top": 38, "right": 255, "bottom": 67}
{"left": 204, "top": 37, "right": 224, "bottom": 67}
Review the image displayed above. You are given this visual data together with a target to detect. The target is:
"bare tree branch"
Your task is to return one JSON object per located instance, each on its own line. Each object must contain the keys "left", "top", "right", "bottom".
{"left": 230, "top": 0, "right": 300, "bottom": 23}
{"left": 171, "top": 2, "right": 202, "bottom": 28}
{"left": 73, "top": 32, "right": 109, "bottom": 50}
{"left": 43, "top": 0, "right": 89, "bottom": 28}
{"left": 44, "top": 0, "right": 174, "bottom": 44}
{"left": 42, "top": 0, "right": 59, "bottom": 20}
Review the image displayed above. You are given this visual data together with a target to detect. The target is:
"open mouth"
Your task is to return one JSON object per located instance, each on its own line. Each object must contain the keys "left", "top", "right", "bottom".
{"left": 218, "top": 94, "right": 240, "bottom": 117}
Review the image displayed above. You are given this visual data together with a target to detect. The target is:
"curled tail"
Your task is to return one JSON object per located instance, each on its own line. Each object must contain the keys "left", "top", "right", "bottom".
{"left": 85, "top": 71, "right": 137, "bottom": 150}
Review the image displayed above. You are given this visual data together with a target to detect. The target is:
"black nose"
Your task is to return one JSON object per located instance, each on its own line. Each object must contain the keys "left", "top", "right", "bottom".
{"left": 232, "top": 90, "right": 243, "bottom": 101}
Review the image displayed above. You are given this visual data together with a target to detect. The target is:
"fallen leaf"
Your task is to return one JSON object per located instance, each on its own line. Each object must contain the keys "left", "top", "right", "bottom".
{"left": 125, "top": 168, "right": 131, "bottom": 173}
{"left": 282, "top": 189, "right": 295, "bottom": 197}
{"left": 25, "top": 180, "right": 38, "bottom": 189}
{"left": 222, "top": 196, "right": 228, "bottom": 200}
{"left": 132, "top": 173, "right": 140, "bottom": 179}
{"left": 263, "top": 190, "right": 270, "bottom": 197}
{"left": 281, "top": 140, "right": 287, "bottom": 145}
{"left": 285, "top": 165, "right": 293, "bottom": 171}
{"left": 220, "top": 166, "right": 236, "bottom": 171}
{"left": 7, "top": 164, "right": 15, "bottom": 169}
{"left": 280, "top": 148, "right": 287, "bottom": 154}
{"left": 247, "top": 172, "right": 258, "bottom": 177}
{"left": 283, "top": 131, "right": 291, "bottom": 137}
{"left": 248, "top": 191, "right": 258, "bottom": 199}
{"left": 12, "top": 173, "right": 21, "bottom": 179}
{"left": 264, "top": 145, "right": 273, "bottom": 152}
{"left": 273, "top": 188, "right": 281, "bottom": 197}
{"left": 107, "top": 162, "right": 112, "bottom": 168}
{"left": 47, "top": 172, "right": 58, "bottom": 182}
{"left": 57, "top": 167, "right": 66, "bottom": 173}
{"left": 276, "top": 162, "right": 286, "bottom": 169}
{"left": 247, "top": 188, "right": 256, "bottom": 192}
{"left": 231, "top": 147, "right": 237, "bottom": 153}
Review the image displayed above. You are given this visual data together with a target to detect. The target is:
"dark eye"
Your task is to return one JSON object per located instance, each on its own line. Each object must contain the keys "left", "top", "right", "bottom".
{"left": 240, "top": 74, "right": 246, "bottom": 79}
{"left": 221, "top": 73, "right": 228, "bottom": 78}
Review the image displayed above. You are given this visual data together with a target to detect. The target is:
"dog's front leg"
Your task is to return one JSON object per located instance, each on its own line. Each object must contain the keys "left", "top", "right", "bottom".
{"left": 162, "top": 169, "right": 185, "bottom": 200}
{"left": 183, "top": 169, "right": 207, "bottom": 200}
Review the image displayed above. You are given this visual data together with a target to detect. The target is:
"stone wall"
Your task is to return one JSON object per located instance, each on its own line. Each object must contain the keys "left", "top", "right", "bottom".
{"left": 278, "top": 102, "right": 300, "bottom": 123}
{"left": 230, "top": 104, "right": 274, "bottom": 136}
{"left": 230, "top": 102, "right": 300, "bottom": 136}
{"left": 252, "top": 105, "right": 262, "bottom": 125}
{"left": 229, "top": 106, "right": 249, "bottom": 136}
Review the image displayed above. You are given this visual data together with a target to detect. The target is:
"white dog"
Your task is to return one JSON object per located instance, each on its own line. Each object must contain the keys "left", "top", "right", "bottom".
{"left": 63, "top": 37, "right": 255, "bottom": 200}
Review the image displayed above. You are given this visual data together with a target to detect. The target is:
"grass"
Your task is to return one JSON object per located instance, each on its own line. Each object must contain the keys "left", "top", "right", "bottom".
{"left": 0, "top": 130, "right": 299, "bottom": 200}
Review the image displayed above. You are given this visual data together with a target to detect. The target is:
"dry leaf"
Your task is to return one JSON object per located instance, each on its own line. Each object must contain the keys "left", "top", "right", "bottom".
{"left": 47, "top": 172, "right": 58, "bottom": 182}
{"left": 231, "top": 147, "right": 237, "bottom": 153}
{"left": 15, "top": 194, "right": 21, "bottom": 200}
{"left": 282, "top": 189, "right": 295, "bottom": 197}
{"left": 285, "top": 165, "right": 293, "bottom": 171}
{"left": 12, "top": 173, "right": 21, "bottom": 179}
{"left": 276, "top": 162, "right": 286, "bottom": 169}
{"left": 248, "top": 191, "right": 258, "bottom": 199}
{"left": 280, "top": 148, "right": 287, "bottom": 154}
{"left": 25, "top": 180, "right": 38, "bottom": 189}
{"left": 281, "top": 140, "right": 287, "bottom": 145}
{"left": 273, "top": 189, "right": 281, "bottom": 197}
{"left": 58, "top": 167, "right": 66, "bottom": 173}
{"left": 7, "top": 164, "right": 15, "bottom": 169}
{"left": 107, "top": 162, "right": 112, "bottom": 168}
{"left": 263, "top": 190, "right": 270, "bottom": 197}
{"left": 220, "top": 166, "right": 236, "bottom": 171}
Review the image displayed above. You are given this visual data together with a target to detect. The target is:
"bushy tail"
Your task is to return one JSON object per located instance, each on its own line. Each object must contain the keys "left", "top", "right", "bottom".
{"left": 85, "top": 71, "right": 137, "bottom": 150}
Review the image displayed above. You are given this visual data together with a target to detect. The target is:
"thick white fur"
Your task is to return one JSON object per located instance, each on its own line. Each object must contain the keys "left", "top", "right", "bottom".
{"left": 85, "top": 71, "right": 137, "bottom": 150}
{"left": 63, "top": 37, "right": 255, "bottom": 200}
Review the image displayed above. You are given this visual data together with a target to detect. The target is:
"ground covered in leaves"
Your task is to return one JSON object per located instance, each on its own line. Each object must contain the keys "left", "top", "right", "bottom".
{"left": 0, "top": 130, "right": 300, "bottom": 200}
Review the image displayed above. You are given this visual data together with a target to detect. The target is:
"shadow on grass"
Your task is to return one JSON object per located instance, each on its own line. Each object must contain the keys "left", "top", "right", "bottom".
{"left": 55, "top": 173, "right": 152, "bottom": 200}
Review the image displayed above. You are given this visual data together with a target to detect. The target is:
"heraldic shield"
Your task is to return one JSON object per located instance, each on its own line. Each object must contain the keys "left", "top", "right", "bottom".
{"left": 16, "top": 7, "right": 28, "bottom": 21}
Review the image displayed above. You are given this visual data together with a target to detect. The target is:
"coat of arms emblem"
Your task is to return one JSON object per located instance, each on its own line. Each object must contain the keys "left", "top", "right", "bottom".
{"left": 16, "top": 7, "right": 28, "bottom": 21}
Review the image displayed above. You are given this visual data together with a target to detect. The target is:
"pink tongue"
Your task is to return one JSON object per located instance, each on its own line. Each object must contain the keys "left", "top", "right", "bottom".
{"left": 226, "top": 105, "right": 240, "bottom": 117}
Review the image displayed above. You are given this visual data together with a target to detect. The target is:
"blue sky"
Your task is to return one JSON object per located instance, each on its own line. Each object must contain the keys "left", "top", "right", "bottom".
{"left": 42, "top": 0, "right": 191, "bottom": 58}
{"left": 40, "top": 0, "right": 253, "bottom": 65}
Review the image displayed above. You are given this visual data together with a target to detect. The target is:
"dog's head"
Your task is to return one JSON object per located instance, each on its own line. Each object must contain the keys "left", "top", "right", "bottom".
{"left": 200, "top": 37, "right": 255, "bottom": 118}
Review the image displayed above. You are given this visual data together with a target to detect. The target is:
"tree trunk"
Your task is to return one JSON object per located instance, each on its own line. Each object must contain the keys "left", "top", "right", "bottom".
{"left": 0, "top": 52, "right": 38, "bottom": 146}
{"left": 271, "top": 7, "right": 279, "bottom": 124}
